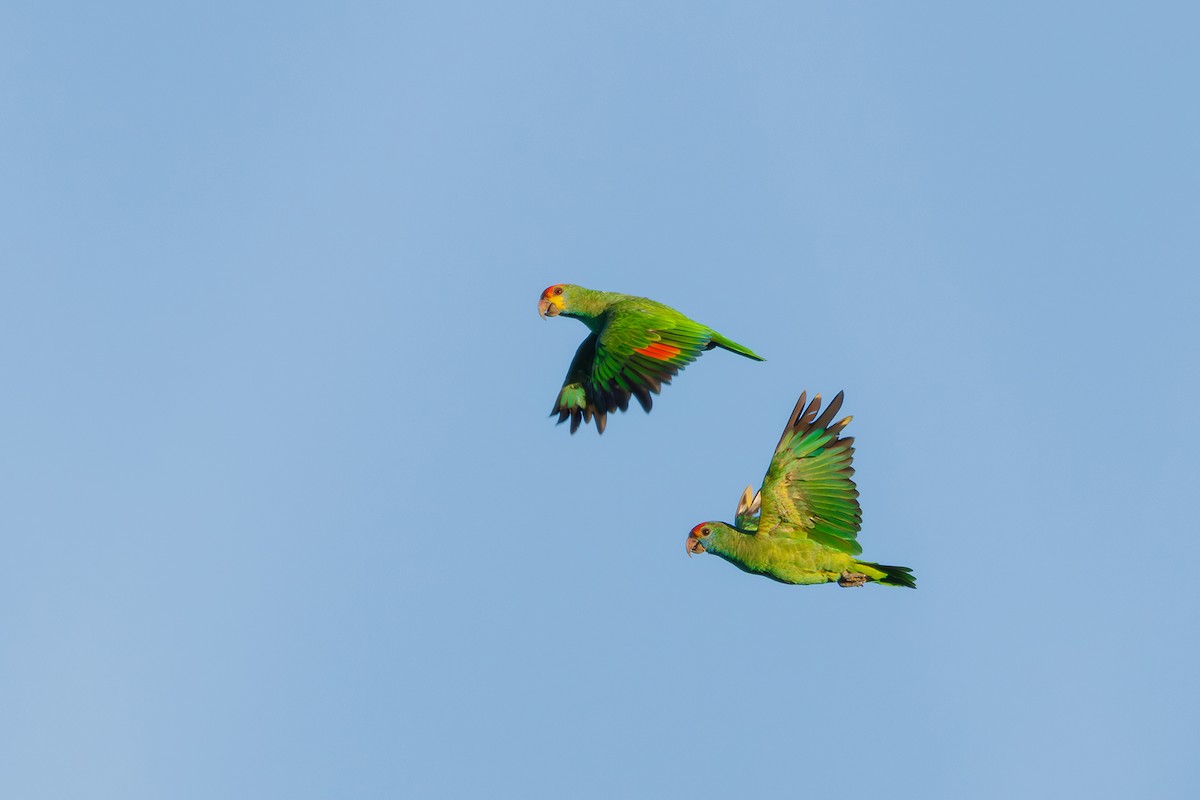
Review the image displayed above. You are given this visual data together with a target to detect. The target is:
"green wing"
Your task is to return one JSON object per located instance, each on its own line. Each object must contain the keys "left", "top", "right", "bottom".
{"left": 551, "top": 301, "right": 714, "bottom": 433}
{"left": 753, "top": 391, "right": 863, "bottom": 555}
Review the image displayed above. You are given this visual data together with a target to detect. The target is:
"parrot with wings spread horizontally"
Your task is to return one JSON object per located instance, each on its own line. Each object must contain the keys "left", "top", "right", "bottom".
{"left": 686, "top": 390, "right": 915, "bottom": 588}
{"left": 538, "top": 284, "right": 763, "bottom": 433}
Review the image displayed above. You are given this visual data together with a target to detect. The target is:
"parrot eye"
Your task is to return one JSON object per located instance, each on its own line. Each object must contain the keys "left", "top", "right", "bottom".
{"left": 702, "top": 527, "right": 711, "bottom": 536}
{"left": 554, "top": 287, "right": 563, "bottom": 295}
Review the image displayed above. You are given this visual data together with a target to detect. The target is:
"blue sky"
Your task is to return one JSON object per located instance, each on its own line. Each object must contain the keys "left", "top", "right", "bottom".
{"left": 2, "top": 2, "right": 1198, "bottom": 798}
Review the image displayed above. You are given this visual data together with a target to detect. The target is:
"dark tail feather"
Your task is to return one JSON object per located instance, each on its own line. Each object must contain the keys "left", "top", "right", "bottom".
{"left": 861, "top": 562, "right": 917, "bottom": 589}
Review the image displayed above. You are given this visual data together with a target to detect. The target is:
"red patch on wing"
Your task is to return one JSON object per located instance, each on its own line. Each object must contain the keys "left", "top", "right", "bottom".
{"left": 635, "top": 342, "right": 682, "bottom": 361}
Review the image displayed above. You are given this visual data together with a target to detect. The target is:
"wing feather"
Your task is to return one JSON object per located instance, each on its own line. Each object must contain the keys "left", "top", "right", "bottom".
{"left": 552, "top": 301, "right": 716, "bottom": 432}
{"left": 550, "top": 298, "right": 754, "bottom": 433}
{"left": 754, "top": 391, "right": 863, "bottom": 554}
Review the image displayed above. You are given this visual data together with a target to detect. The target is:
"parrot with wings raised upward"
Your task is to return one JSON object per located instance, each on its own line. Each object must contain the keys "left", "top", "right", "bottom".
{"left": 686, "top": 390, "right": 915, "bottom": 588}
{"left": 538, "top": 284, "right": 763, "bottom": 433}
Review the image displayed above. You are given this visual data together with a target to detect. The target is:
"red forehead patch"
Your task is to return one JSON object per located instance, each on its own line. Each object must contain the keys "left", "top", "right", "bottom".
{"left": 636, "top": 342, "right": 682, "bottom": 361}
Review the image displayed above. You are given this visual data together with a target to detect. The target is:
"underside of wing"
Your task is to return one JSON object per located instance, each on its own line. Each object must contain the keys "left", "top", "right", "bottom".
{"left": 734, "top": 485, "right": 762, "bottom": 532}
{"left": 754, "top": 391, "right": 862, "bottom": 554}
{"left": 551, "top": 332, "right": 603, "bottom": 433}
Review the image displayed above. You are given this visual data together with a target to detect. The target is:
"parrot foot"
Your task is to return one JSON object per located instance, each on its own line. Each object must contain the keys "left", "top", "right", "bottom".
{"left": 838, "top": 571, "right": 869, "bottom": 588}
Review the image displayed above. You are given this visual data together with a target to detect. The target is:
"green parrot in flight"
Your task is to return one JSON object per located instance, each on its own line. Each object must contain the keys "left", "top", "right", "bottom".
{"left": 538, "top": 284, "right": 764, "bottom": 433}
{"left": 686, "top": 390, "right": 915, "bottom": 588}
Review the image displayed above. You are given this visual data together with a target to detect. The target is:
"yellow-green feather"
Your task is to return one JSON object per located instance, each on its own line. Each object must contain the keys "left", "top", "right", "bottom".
{"left": 707, "top": 526, "right": 860, "bottom": 585}
{"left": 694, "top": 391, "right": 915, "bottom": 588}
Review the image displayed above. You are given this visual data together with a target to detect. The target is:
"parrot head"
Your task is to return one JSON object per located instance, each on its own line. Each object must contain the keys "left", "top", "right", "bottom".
{"left": 538, "top": 284, "right": 570, "bottom": 318}
{"left": 686, "top": 522, "right": 720, "bottom": 556}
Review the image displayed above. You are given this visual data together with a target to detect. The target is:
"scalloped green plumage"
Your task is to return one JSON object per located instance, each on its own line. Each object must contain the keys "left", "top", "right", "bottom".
{"left": 686, "top": 391, "right": 915, "bottom": 588}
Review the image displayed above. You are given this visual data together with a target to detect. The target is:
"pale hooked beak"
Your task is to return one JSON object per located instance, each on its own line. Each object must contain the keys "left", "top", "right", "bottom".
{"left": 538, "top": 297, "right": 560, "bottom": 319}
{"left": 686, "top": 534, "right": 706, "bottom": 556}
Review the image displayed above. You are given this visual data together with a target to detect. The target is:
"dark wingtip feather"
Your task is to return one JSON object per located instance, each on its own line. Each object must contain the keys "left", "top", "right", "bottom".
{"left": 799, "top": 393, "right": 822, "bottom": 427}
{"left": 823, "top": 418, "right": 853, "bottom": 445}
{"left": 776, "top": 391, "right": 808, "bottom": 451}
{"left": 811, "top": 391, "right": 845, "bottom": 432}
{"left": 632, "top": 385, "right": 653, "bottom": 413}
{"left": 776, "top": 390, "right": 855, "bottom": 450}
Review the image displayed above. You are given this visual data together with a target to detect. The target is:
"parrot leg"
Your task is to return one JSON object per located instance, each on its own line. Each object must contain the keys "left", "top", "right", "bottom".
{"left": 838, "top": 571, "right": 869, "bottom": 588}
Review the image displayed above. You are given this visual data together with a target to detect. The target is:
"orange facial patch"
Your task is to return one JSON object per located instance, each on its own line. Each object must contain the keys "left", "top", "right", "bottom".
{"left": 635, "top": 342, "right": 682, "bottom": 361}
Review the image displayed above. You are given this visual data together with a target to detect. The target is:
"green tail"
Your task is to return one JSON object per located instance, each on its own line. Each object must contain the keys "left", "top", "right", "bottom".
{"left": 859, "top": 562, "right": 917, "bottom": 589}
{"left": 708, "top": 331, "right": 765, "bottom": 361}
